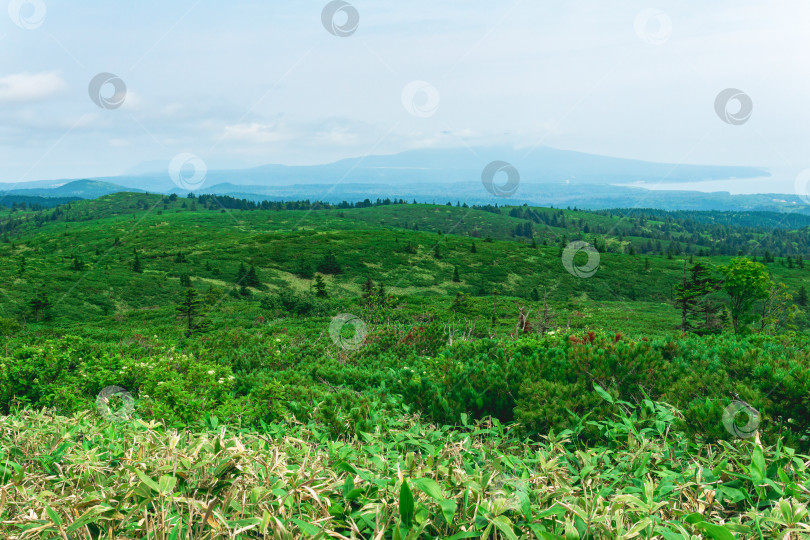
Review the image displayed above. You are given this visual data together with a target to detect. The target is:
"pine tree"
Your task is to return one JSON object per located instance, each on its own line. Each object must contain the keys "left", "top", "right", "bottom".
{"left": 176, "top": 288, "right": 205, "bottom": 335}
{"left": 132, "top": 252, "right": 143, "bottom": 273}
{"left": 362, "top": 276, "right": 375, "bottom": 303}
{"left": 470, "top": 242, "right": 477, "bottom": 254}
{"left": 180, "top": 274, "right": 192, "bottom": 288}
{"left": 376, "top": 282, "right": 387, "bottom": 305}
{"left": 433, "top": 244, "right": 442, "bottom": 259}
{"left": 452, "top": 267, "right": 460, "bottom": 282}
{"left": 236, "top": 263, "right": 247, "bottom": 283}
{"left": 245, "top": 266, "right": 260, "bottom": 288}
{"left": 674, "top": 260, "right": 721, "bottom": 333}
{"left": 28, "top": 292, "right": 53, "bottom": 322}
{"left": 314, "top": 274, "right": 328, "bottom": 298}
{"left": 530, "top": 288, "right": 540, "bottom": 301}
{"left": 317, "top": 253, "right": 342, "bottom": 274}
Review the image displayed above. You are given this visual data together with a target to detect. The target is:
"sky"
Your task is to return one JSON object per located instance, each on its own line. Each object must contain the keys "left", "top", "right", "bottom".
{"left": 1, "top": 0, "right": 809, "bottom": 193}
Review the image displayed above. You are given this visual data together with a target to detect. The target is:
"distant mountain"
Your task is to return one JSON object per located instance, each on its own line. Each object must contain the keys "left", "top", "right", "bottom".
{"left": 1, "top": 146, "right": 787, "bottom": 213}
{"left": 0, "top": 180, "right": 141, "bottom": 198}
{"left": 8, "top": 146, "right": 763, "bottom": 194}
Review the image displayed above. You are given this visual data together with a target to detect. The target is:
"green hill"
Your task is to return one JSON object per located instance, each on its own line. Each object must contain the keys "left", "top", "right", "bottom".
{"left": 1, "top": 193, "right": 808, "bottom": 334}
{"left": 2, "top": 192, "right": 810, "bottom": 537}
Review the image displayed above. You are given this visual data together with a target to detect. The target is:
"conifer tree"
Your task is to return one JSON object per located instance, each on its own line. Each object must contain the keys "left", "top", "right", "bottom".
{"left": 28, "top": 292, "right": 53, "bottom": 322}
{"left": 177, "top": 288, "right": 206, "bottom": 335}
{"left": 317, "top": 253, "right": 342, "bottom": 274}
{"left": 132, "top": 251, "right": 143, "bottom": 273}
{"left": 314, "top": 274, "right": 328, "bottom": 298}
{"left": 245, "top": 265, "right": 261, "bottom": 287}
{"left": 236, "top": 263, "right": 247, "bottom": 283}
{"left": 362, "top": 276, "right": 375, "bottom": 303}
{"left": 674, "top": 260, "right": 721, "bottom": 333}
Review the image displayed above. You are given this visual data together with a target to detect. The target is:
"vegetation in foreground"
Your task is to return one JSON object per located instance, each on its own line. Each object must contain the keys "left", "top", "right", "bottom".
{"left": 2, "top": 396, "right": 809, "bottom": 539}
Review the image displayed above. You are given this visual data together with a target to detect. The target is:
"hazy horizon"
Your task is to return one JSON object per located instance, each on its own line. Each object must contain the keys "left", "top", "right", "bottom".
{"left": 2, "top": 1, "right": 809, "bottom": 196}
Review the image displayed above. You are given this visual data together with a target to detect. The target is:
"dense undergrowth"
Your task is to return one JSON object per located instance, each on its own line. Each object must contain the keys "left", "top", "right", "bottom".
{"left": 1, "top": 396, "right": 809, "bottom": 539}
{"left": 2, "top": 328, "right": 809, "bottom": 451}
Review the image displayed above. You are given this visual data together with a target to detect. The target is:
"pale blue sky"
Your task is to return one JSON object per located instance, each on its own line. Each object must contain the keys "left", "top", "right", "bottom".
{"left": 1, "top": 0, "right": 808, "bottom": 188}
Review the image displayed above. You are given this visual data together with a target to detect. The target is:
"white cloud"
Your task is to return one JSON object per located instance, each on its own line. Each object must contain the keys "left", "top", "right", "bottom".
{"left": 222, "top": 122, "right": 289, "bottom": 143}
{"left": 0, "top": 72, "right": 66, "bottom": 103}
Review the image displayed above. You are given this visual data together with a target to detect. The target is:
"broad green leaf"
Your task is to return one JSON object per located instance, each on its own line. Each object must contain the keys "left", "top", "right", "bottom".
{"left": 593, "top": 383, "right": 614, "bottom": 404}
{"left": 45, "top": 506, "right": 62, "bottom": 526}
{"left": 400, "top": 479, "right": 414, "bottom": 527}
{"left": 751, "top": 445, "right": 766, "bottom": 484}
{"left": 159, "top": 475, "right": 177, "bottom": 495}
{"left": 134, "top": 469, "right": 161, "bottom": 493}
{"left": 291, "top": 519, "right": 320, "bottom": 537}
{"left": 528, "top": 524, "right": 565, "bottom": 540}
{"left": 445, "top": 533, "right": 480, "bottom": 540}
{"left": 439, "top": 498, "right": 456, "bottom": 524}
{"left": 695, "top": 522, "right": 736, "bottom": 540}
{"left": 683, "top": 512, "right": 704, "bottom": 525}
{"left": 492, "top": 515, "right": 519, "bottom": 540}
{"left": 413, "top": 478, "right": 443, "bottom": 501}
{"left": 625, "top": 517, "right": 652, "bottom": 538}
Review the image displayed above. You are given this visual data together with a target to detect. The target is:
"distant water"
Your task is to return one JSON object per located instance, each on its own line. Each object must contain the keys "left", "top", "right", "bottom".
{"left": 617, "top": 175, "right": 797, "bottom": 196}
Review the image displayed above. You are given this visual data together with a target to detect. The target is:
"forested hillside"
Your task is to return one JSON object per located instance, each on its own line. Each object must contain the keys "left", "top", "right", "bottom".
{"left": 1, "top": 192, "right": 809, "bottom": 537}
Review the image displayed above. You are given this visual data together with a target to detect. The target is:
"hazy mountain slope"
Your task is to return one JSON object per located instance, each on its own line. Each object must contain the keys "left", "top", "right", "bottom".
{"left": 0, "top": 180, "right": 140, "bottom": 198}
{"left": 2, "top": 146, "right": 768, "bottom": 195}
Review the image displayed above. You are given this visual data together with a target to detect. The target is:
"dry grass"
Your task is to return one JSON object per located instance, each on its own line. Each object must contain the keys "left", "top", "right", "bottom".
{"left": 0, "top": 404, "right": 808, "bottom": 539}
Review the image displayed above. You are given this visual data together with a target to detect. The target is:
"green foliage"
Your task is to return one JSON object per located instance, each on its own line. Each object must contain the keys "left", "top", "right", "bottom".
{"left": 1, "top": 400, "right": 808, "bottom": 537}
{"left": 314, "top": 274, "right": 328, "bottom": 298}
{"left": 1, "top": 193, "right": 810, "bottom": 537}
{"left": 132, "top": 250, "right": 143, "bottom": 273}
{"left": 176, "top": 288, "right": 207, "bottom": 335}
{"left": 318, "top": 252, "right": 342, "bottom": 274}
